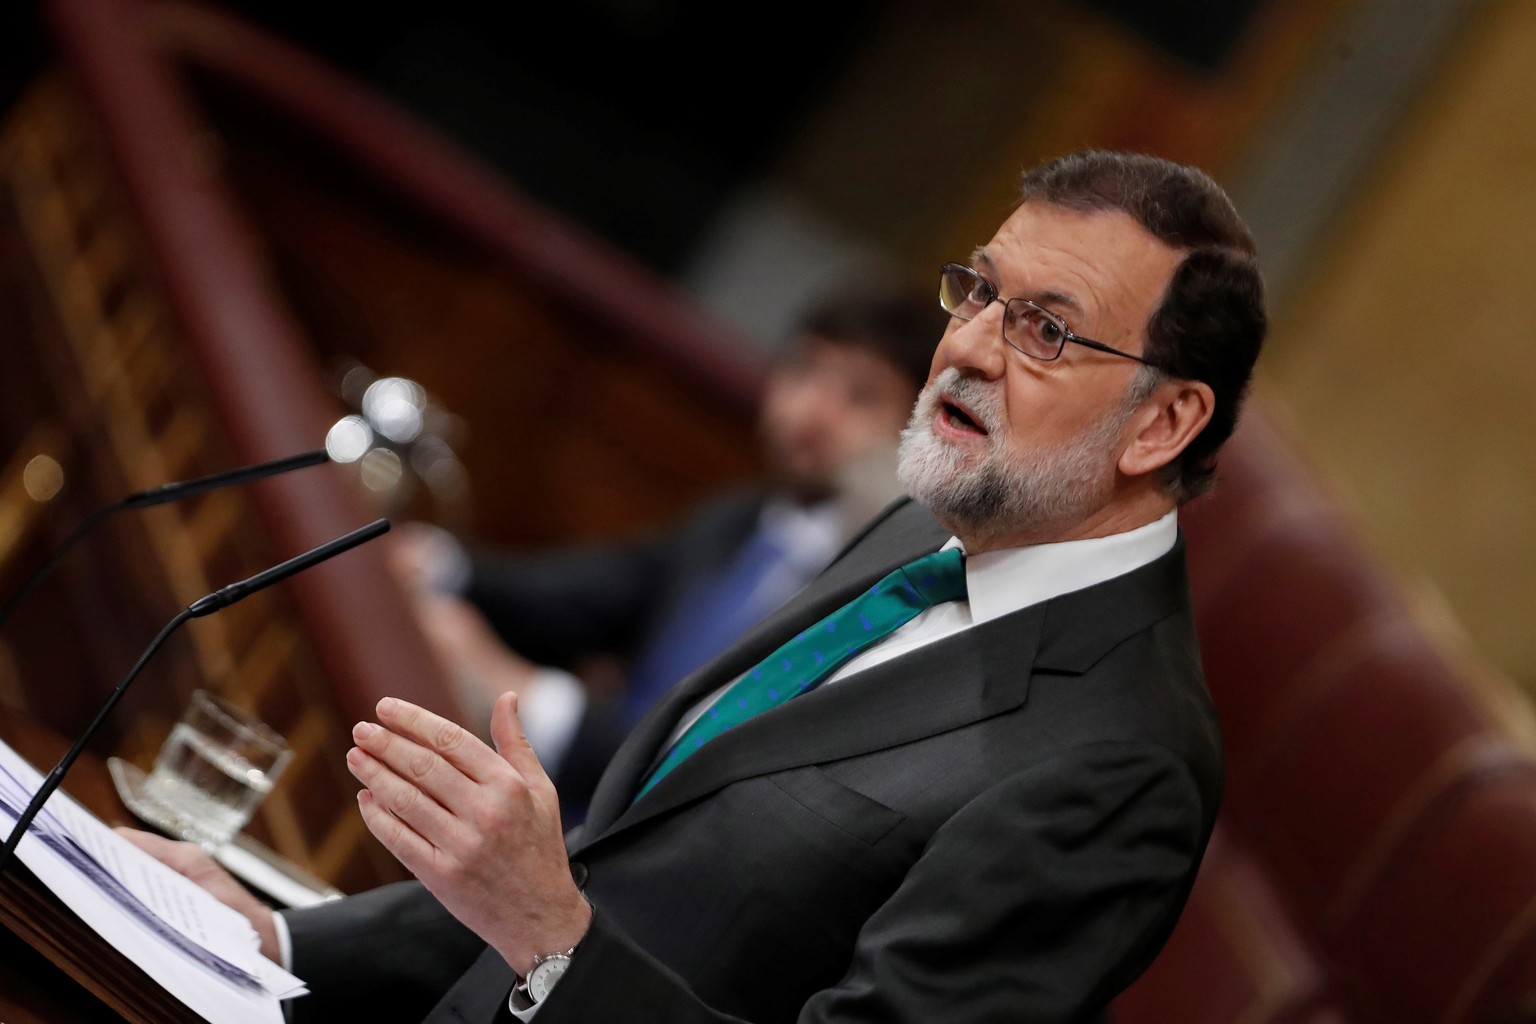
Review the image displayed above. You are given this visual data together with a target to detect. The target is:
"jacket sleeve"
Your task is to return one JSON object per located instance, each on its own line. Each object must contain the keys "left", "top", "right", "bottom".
{"left": 539, "top": 741, "right": 1209, "bottom": 1024}
{"left": 282, "top": 881, "right": 486, "bottom": 1024}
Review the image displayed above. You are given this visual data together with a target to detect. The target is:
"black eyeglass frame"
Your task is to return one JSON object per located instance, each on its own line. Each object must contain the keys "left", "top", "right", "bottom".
{"left": 938, "top": 262, "right": 1167, "bottom": 371}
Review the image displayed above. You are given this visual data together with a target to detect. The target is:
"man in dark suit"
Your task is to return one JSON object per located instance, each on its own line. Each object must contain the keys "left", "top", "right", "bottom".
{"left": 131, "top": 150, "right": 1267, "bottom": 1023}
{"left": 396, "top": 286, "right": 942, "bottom": 823}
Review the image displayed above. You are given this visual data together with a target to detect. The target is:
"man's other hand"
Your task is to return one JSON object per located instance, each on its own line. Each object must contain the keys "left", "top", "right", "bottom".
{"left": 115, "top": 827, "right": 281, "bottom": 962}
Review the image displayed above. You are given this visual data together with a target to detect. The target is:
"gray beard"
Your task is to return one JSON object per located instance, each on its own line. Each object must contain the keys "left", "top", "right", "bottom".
{"left": 896, "top": 368, "right": 1138, "bottom": 543}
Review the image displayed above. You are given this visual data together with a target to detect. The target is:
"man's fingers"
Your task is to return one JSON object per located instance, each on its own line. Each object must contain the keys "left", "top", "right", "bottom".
{"left": 374, "top": 697, "right": 501, "bottom": 781}
{"left": 346, "top": 744, "right": 459, "bottom": 841}
{"left": 116, "top": 827, "right": 214, "bottom": 875}
{"left": 116, "top": 826, "right": 181, "bottom": 856}
{"left": 350, "top": 719, "right": 474, "bottom": 811}
{"left": 356, "top": 789, "right": 437, "bottom": 877}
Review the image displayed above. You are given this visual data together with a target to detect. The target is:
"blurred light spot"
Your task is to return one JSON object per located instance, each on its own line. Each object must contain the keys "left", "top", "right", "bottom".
{"left": 363, "top": 377, "right": 425, "bottom": 443}
{"left": 359, "top": 447, "right": 404, "bottom": 492}
{"left": 23, "top": 455, "right": 64, "bottom": 501}
{"left": 326, "top": 415, "right": 373, "bottom": 463}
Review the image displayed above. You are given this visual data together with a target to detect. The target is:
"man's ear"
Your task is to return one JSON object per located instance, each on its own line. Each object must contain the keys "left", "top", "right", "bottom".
{"left": 1118, "top": 380, "right": 1215, "bottom": 479}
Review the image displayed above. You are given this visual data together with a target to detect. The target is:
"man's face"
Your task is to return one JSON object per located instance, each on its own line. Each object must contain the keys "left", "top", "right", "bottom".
{"left": 759, "top": 337, "right": 916, "bottom": 503}
{"left": 897, "top": 201, "right": 1182, "bottom": 548}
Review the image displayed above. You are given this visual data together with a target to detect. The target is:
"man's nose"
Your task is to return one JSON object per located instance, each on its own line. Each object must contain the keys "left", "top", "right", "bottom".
{"left": 937, "top": 307, "right": 1008, "bottom": 380}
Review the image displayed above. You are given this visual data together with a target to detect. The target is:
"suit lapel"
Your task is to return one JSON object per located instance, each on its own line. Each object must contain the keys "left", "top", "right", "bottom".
{"left": 1032, "top": 533, "right": 1192, "bottom": 673}
{"left": 592, "top": 600, "right": 1047, "bottom": 841}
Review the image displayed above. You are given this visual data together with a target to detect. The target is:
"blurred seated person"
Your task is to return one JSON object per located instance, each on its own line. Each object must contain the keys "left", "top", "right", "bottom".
{"left": 394, "top": 283, "right": 942, "bottom": 824}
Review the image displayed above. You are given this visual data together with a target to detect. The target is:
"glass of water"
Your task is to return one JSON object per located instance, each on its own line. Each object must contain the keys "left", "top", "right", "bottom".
{"left": 142, "top": 690, "right": 292, "bottom": 849}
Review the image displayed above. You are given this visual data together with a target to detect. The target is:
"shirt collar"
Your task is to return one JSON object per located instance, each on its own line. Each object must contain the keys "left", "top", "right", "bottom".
{"left": 944, "top": 510, "right": 1179, "bottom": 625}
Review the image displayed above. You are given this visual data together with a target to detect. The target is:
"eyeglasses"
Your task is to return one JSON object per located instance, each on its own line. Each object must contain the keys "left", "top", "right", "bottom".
{"left": 938, "top": 263, "right": 1164, "bottom": 370}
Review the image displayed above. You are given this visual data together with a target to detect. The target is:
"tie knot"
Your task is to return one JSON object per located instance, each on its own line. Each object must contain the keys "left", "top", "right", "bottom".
{"left": 898, "top": 547, "right": 967, "bottom": 606}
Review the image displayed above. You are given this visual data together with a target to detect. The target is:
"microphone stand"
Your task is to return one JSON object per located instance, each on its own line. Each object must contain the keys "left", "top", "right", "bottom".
{"left": 0, "top": 518, "right": 390, "bottom": 877}
{"left": 0, "top": 608, "right": 194, "bottom": 871}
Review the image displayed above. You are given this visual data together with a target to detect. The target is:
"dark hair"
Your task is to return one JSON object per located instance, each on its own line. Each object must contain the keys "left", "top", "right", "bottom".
{"left": 794, "top": 280, "right": 946, "bottom": 395}
{"left": 1019, "top": 151, "right": 1267, "bottom": 501}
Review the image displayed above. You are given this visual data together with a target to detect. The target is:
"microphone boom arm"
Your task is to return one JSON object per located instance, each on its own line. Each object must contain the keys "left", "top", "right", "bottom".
{"left": 0, "top": 449, "right": 330, "bottom": 631}
{"left": 0, "top": 518, "right": 390, "bottom": 875}
{"left": 0, "top": 607, "right": 195, "bottom": 870}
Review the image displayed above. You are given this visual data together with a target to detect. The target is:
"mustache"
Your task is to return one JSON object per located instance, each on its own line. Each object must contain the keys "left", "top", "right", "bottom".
{"left": 923, "top": 368, "right": 1002, "bottom": 436}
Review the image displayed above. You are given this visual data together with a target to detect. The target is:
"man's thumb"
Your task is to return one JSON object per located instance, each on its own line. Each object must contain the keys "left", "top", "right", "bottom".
{"left": 490, "top": 690, "right": 535, "bottom": 770}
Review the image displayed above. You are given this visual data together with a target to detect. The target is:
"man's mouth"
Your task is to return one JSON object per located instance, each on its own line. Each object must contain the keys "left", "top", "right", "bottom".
{"left": 939, "top": 396, "right": 988, "bottom": 436}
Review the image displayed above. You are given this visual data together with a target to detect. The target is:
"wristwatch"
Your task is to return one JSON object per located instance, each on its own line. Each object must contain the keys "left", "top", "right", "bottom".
{"left": 516, "top": 947, "right": 576, "bottom": 1007}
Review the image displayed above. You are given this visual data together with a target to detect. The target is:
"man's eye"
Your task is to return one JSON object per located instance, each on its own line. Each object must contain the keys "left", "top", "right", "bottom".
{"left": 1008, "top": 307, "right": 1060, "bottom": 340}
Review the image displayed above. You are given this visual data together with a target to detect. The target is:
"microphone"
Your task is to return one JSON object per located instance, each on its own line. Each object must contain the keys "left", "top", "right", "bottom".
{"left": 0, "top": 518, "right": 391, "bottom": 875}
{"left": 0, "top": 449, "right": 331, "bottom": 631}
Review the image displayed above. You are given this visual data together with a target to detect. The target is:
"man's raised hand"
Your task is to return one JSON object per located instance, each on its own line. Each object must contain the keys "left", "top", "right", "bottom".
{"left": 347, "top": 692, "right": 590, "bottom": 977}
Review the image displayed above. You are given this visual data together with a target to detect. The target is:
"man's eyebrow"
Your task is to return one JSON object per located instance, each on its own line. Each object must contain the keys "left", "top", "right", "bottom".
{"left": 1032, "top": 289, "right": 1084, "bottom": 318}
{"left": 969, "top": 248, "right": 1085, "bottom": 319}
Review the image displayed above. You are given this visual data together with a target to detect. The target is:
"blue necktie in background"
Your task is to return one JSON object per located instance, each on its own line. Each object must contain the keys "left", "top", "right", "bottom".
{"left": 621, "top": 528, "right": 794, "bottom": 728}
{"left": 634, "top": 547, "right": 966, "bottom": 801}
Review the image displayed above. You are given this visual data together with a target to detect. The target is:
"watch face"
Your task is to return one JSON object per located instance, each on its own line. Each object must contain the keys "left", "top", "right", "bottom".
{"left": 526, "top": 954, "right": 572, "bottom": 1003}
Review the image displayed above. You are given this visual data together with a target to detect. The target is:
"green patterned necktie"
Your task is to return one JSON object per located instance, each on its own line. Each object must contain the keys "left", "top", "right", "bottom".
{"left": 634, "top": 547, "right": 967, "bottom": 802}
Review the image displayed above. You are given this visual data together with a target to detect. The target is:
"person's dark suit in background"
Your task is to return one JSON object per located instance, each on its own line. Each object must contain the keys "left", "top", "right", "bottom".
{"left": 394, "top": 286, "right": 944, "bottom": 823}
{"left": 128, "top": 150, "right": 1269, "bottom": 1023}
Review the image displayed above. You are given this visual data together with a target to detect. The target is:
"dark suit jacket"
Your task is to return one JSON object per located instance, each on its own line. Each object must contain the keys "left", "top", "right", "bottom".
{"left": 464, "top": 491, "right": 766, "bottom": 809}
{"left": 286, "top": 498, "right": 1223, "bottom": 1023}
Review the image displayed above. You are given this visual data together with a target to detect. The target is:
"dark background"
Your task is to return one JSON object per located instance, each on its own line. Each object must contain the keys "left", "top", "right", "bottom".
{"left": 0, "top": 0, "right": 1266, "bottom": 278}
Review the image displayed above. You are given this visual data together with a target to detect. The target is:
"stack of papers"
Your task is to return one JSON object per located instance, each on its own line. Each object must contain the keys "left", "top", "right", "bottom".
{"left": 0, "top": 738, "right": 306, "bottom": 1024}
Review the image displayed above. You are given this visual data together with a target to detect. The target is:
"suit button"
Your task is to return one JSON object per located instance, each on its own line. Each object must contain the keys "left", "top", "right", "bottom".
{"left": 569, "top": 861, "right": 588, "bottom": 887}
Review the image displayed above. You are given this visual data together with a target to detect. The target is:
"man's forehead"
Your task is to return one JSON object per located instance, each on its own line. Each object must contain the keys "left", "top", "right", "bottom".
{"left": 971, "top": 246, "right": 1085, "bottom": 318}
{"left": 973, "top": 202, "right": 1182, "bottom": 331}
